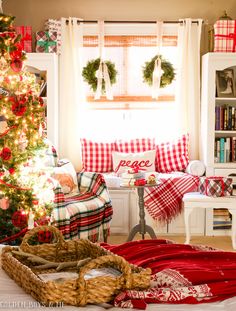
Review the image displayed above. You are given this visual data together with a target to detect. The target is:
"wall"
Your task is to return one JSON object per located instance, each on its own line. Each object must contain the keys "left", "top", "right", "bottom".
{"left": 3, "top": 0, "right": 236, "bottom": 53}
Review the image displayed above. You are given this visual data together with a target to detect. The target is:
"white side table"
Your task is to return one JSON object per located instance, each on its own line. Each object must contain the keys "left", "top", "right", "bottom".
{"left": 183, "top": 192, "right": 236, "bottom": 249}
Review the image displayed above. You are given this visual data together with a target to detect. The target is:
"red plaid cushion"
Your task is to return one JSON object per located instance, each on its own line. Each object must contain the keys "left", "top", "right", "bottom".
{"left": 115, "top": 138, "right": 155, "bottom": 153}
{"left": 156, "top": 134, "right": 189, "bottom": 173}
{"left": 80, "top": 139, "right": 115, "bottom": 173}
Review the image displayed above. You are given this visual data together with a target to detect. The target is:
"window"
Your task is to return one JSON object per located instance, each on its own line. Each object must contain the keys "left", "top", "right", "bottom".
{"left": 80, "top": 23, "right": 179, "bottom": 142}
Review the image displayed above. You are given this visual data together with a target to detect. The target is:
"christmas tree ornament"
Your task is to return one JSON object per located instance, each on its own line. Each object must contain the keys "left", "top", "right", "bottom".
{"left": 0, "top": 56, "right": 8, "bottom": 73}
{"left": 0, "top": 197, "right": 9, "bottom": 210}
{"left": 38, "top": 229, "right": 53, "bottom": 243}
{"left": 0, "top": 147, "right": 12, "bottom": 161}
{"left": 0, "top": 115, "right": 8, "bottom": 134}
{"left": 11, "top": 210, "right": 28, "bottom": 228}
{"left": 10, "top": 58, "right": 23, "bottom": 72}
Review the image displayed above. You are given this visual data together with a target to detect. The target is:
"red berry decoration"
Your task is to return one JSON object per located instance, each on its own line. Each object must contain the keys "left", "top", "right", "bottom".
{"left": 38, "top": 230, "right": 53, "bottom": 243}
{"left": 11, "top": 210, "right": 28, "bottom": 228}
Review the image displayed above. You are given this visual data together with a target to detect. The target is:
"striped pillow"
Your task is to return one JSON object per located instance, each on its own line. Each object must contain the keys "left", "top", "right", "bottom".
{"left": 156, "top": 134, "right": 189, "bottom": 173}
{"left": 80, "top": 139, "right": 115, "bottom": 173}
{"left": 115, "top": 138, "right": 155, "bottom": 153}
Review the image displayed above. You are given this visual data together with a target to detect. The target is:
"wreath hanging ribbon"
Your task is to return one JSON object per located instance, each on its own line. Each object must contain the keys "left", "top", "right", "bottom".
{"left": 152, "top": 21, "right": 163, "bottom": 99}
{"left": 95, "top": 20, "right": 113, "bottom": 100}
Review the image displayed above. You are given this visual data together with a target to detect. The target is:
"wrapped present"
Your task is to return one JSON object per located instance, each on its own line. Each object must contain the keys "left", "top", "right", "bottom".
{"left": 36, "top": 31, "right": 57, "bottom": 53}
{"left": 199, "top": 176, "right": 233, "bottom": 197}
{"left": 214, "top": 20, "right": 236, "bottom": 52}
{"left": 44, "top": 19, "right": 61, "bottom": 54}
{"left": 15, "top": 26, "right": 32, "bottom": 53}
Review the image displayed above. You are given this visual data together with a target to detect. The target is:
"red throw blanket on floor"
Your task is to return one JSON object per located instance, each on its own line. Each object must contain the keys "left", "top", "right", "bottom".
{"left": 101, "top": 239, "right": 236, "bottom": 309}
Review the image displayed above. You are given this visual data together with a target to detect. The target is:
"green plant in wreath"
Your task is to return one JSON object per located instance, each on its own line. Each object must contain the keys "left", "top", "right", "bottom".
{"left": 142, "top": 55, "right": 175, "bottom": 88}
{"left": 82, "top": 58, "right": 117, "bottom": 93}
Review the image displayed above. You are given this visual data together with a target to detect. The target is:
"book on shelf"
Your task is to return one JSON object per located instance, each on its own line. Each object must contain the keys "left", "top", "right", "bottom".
{"left": 215, "top": 105, "right": 236, "bottom": 130}
{"left": 220, "top": 137, "right": 225, "bottom": 163}
{"left": 214, "top": 136, "right": 236, "bottom": 163}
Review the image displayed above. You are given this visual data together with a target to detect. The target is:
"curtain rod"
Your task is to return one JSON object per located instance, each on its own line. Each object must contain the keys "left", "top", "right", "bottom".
{"left": 66, "top": 19, "right": 202, "bottom": 25}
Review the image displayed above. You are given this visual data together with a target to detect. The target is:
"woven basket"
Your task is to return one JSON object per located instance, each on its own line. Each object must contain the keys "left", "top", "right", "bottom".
{"left": 1, "top": 226, "right": 151, "bottom": 306}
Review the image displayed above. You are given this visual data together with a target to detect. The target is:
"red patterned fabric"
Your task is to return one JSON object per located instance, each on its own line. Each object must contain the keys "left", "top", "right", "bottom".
{"left": 80, "top": 138, "right": 115, "bottom": 173}
{"left": 115, "top": 138, "right": 155, "bottom": 153}
{"left": 156, "top": 134, "right": 189, "bottom": 173}
{"left": 214, "top": 20, "right": 236, "bottom": 52}
{"left": 144, "top": 172, "right": 199, "bottom": 222}
{"left": 101, "top": 239, "right": 236, "bottom": 309}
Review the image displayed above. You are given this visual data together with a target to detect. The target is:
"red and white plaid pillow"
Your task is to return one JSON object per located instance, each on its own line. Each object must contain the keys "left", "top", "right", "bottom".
{"left": 156, "top": 134, "right": 189, "bottom": 173}
{"left": 80, "top": 139, "right": 115, "bottom": 173}
{"left": 115, "top": 138, "right": 155, "bottom": 153}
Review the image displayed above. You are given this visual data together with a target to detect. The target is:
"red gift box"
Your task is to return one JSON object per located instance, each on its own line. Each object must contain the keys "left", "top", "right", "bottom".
{"left": 15, "top": 26, "right": 32, "bottom": 53}
{"left": 199, "top": 176, "right": 233, "bottom": 197}
{"left": 214, "top": 20, "right": 236, "bottom": 52}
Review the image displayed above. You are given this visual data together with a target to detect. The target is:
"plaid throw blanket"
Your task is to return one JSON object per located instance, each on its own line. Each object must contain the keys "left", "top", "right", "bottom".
{"left": 144, "top": 172, "right": 199, "bottom": 223}
{"left": 52, "top": 172, "right": 113, "bottom": 242}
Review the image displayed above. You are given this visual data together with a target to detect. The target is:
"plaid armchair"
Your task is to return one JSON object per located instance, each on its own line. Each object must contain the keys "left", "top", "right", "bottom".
{"left": 51, "top": 172, "right": 113, "bottom": 242}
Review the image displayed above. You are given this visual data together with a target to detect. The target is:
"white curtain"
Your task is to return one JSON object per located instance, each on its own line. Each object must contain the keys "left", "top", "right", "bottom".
{"left": 176, "top": 18, "right": 203, "bottom": 160}
{"left": 59, "top": 18, "right": 85, "bottom": 171}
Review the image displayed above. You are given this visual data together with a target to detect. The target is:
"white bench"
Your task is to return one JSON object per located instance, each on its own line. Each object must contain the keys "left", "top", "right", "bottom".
{"left": 183, "top": 192, "right": 236, "bottom": 249}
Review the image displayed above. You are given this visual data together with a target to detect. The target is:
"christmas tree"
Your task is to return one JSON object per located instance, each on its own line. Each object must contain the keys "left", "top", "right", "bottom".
{"left": 0, "top": 13, "right": 54, "bottom": 244}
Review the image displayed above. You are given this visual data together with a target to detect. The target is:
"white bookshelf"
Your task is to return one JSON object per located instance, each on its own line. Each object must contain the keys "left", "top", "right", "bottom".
{"left": 201, "top": 52, "right": 236, "bottom": 236}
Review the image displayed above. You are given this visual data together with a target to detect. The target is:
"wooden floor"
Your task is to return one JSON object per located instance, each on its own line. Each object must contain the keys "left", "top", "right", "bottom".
{"left": 108, "top": 234, "right": 235, "bottom": 252}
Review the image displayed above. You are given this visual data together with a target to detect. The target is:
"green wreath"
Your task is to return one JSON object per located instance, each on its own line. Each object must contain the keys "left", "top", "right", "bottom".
{"left": 142, "top": 55, "right": 175, "bottom": 88}
{"left": 82, "top": 58, "right": 117, "bottom": 92}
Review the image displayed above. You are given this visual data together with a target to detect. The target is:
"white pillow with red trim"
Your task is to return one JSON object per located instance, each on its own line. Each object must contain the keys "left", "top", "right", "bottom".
{"left": 80, "top": 138, "right": 115, "bottom": 173}
{"left": 115, "top": 138, "right": 155, "bottom": 153}
{"left": 112, "top": 150, "right": 156, "bottom": 176}
{"left": 155, "top": 134, "right": 189, "bottom": 173}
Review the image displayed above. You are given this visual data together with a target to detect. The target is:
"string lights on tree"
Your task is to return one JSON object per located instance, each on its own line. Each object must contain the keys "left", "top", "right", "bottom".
{"left": 0, "top": 13, "right": 54, "bottom": 244}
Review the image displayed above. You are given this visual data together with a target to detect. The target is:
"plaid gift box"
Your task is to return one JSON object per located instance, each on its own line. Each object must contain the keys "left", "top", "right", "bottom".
{"left": 36, "top": 31, "right": 57, "bottom": 53}
{"left": 214, "top": 20, "right": 236, "bottom": 52}
{"left": 15, "top": 26, "right": 32, "bottom": 53}
{"left": 44, "top": 19, "right": 61, "bottom": 54}
{"left": 199, "top": 176, "right": 233, "bottom": 197}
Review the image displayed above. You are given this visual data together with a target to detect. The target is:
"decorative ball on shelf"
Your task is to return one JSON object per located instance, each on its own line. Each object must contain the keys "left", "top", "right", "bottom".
{"left": 142, "top": 55, "right": 175, "bottom": 88}
{"left": 82, "top": 58, "right": 117, "bottom": 92}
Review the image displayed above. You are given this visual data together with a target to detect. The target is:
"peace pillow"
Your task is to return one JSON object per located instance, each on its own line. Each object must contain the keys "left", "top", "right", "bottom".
{"left": 112, "top": 150, "right": 156, "bottom": 175}
{"left": 80, "top": 138, "right": 115, "bottom": 173}
{"left": 115, "top": 138, "right": 155, "bottom": 153}
{"left": 155, "top": 134, "right": 189, "bottom": 173}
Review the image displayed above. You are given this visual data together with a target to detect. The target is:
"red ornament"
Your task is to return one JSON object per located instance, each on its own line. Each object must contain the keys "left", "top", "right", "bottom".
{"left": 38, "top": 230, "right": 53, "bottom": 243}
{"left": 38, "top": 96, "right": 44, "bottom": 106}
{"left": 134, "top": 178, "right": 147, "bottom": 186}
{"left": 10, "top": 58, "right": 23, "bottom": 72}
{"left": 8, "top": 167, "right": 15, "bottom": 175}
{"left": 10, "top": 43, "right": 23, "bottom": 59}
{"left": 0, "top": 147, "right": 12, "bottom": 161}
{"left": 11, "top": 210, "right": 28, "bottom": 228}
{"left": 11, "top": 102, "right": 27, "bottom": 117}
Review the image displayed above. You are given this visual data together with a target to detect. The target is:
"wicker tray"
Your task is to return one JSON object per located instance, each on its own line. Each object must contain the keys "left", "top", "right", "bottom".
{"left": 1, "top": 226, "right": 151, "bottom": 306}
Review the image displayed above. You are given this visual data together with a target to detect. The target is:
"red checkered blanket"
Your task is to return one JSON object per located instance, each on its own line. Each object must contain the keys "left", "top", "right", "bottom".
{"left": 51, "top": 172, "right": 113, "bottom": 242}
{"left": 144, "top": 172, "right": 199, "bottom": 223}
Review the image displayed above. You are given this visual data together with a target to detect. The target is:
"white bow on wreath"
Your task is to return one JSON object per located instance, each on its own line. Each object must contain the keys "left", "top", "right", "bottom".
{"left": 95, "top": 21, "right": 113, "bottom": 100}
{"left": 152, "top": 21, "right": 163, "bottom": 99}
